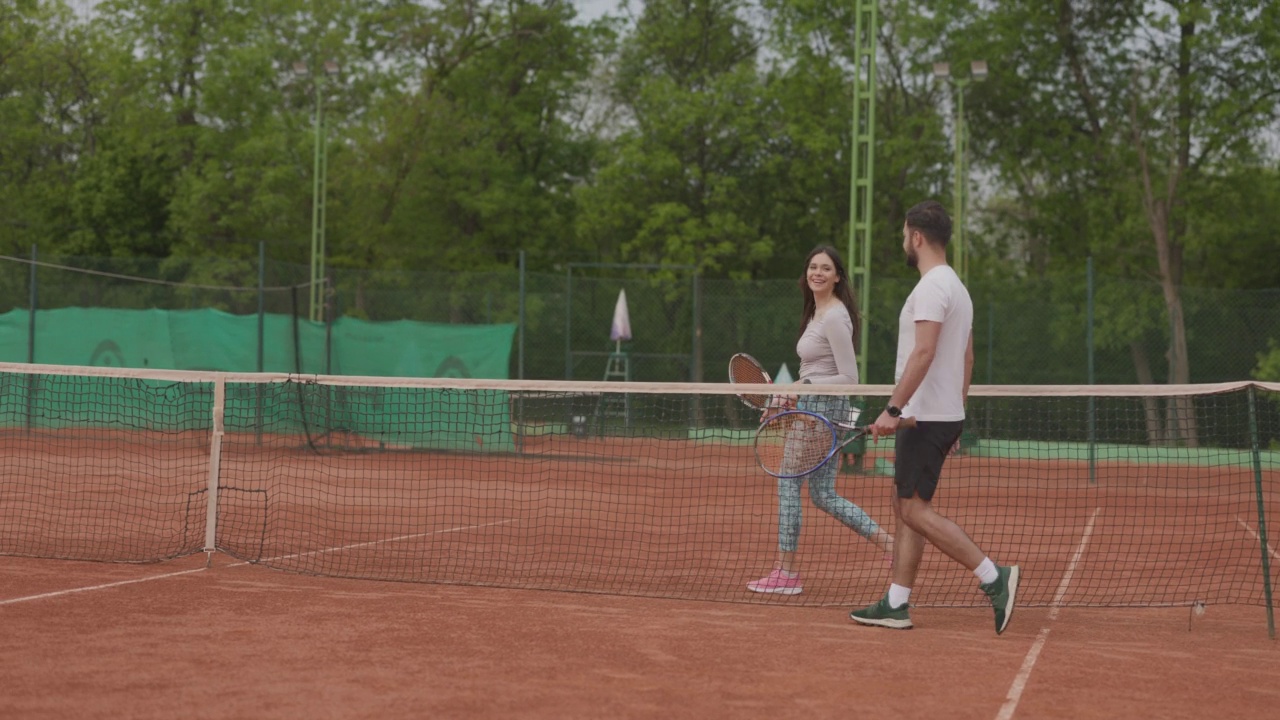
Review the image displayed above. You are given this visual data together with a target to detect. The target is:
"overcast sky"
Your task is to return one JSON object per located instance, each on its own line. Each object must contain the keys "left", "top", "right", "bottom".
{"left": 576, "top": 0, "right": 622, "bottom": 23}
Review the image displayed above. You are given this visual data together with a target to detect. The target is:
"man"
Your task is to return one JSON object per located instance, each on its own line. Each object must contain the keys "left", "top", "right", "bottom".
{"left": 849, "top": 200, "right": 1020, "bottom": 634}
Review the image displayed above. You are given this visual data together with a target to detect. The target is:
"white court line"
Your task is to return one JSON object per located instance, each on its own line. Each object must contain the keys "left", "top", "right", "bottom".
{"left": 0, "top": 519, "right": 518, "bottom": 606}
{"left": 250, "top": 518, "right": 519, "bottom": 565}
{"left": 995, "top": 506, "right": 1101, "bottom": 720}
{"left": 1235, "top": 516, "right": 1280, "bottom": 563}
{"left": 0, "top": 567, "right": 209, "bottom": 606}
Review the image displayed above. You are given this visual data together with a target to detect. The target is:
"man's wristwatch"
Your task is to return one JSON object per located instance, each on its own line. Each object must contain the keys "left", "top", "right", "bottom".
{"left": 800, "top": 378, "right": 811, "bottom": 384}
{"left": 885, "top": 404, "right": 902, "bottom": 418}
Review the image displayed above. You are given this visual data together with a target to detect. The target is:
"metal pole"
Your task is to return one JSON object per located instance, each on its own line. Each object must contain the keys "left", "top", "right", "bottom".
{"left": 564, "top": 267, "right": 573, "bottom": 379}
{"left": 325, "top": 278, "right": 333, "bottom": 376}
{"left": 516, "top": 250, "right": 526, "bottom": 453}
{"left": 518, "top": 250, "right": 526, "bottom": 380}
{"left": 953, "top": 80, "right": 966, "bottom": 280}
{"left": 960, "top": 107, "right": 970, "bottom": 281}
{"left": 691, "top": 272, "right": 700, "bottom": 383}
{"left": 986, "top": 299, "right": 994, "bottom": 384}
{"left": 1246, "top": 385, "right": 1276, "bottom": 639}
{"left": 847, "top": 0, "right": 877, "bottom": 384}
{"left": 1087, "top": 256, "right": 1096, "bottom": 484}
{"left": 257, "top": 242, "right": 266, "bottom": 373}
{"left": 691, "top": 272, "right": 702, "bottom": 427}
{"left": 26, "top": 244, "right": 36, "bottom": 433}
{"left": 310, "top": 79, "right": 323, "bottom": 323}
{"left": 985, "top": 298, "right": 994, "bottom": 439}
{"left": 27, "top": 244, "right": 36, "bottom": 365}
{"left": 256, "top": 241, "right": 265, "bottom": 446}
{"left": 317, "top": 100, "right": 329, "bottom": 324}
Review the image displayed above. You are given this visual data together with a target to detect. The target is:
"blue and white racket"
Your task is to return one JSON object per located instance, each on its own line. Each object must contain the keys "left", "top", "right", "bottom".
{"left": 754, "top": 409, "right": 914, "bottom": 478}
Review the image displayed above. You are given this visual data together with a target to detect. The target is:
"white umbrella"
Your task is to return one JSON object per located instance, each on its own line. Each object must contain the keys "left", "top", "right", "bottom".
{"left": 610, "top": 289, "right": 632, "bottom": 353}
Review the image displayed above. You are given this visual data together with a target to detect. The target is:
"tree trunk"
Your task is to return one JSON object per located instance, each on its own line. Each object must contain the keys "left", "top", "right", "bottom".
{"left": 1161, "top": 285, "right": 1198, "bottom": 446}
{"left": 1130, "top": 341, "right": 1165, "bottom": 446}
{"left": 1131, "top": 55, "right": 1200, "bottom": 447}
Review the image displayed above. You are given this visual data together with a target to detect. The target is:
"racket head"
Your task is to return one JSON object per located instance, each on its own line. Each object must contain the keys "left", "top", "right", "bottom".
{"left": 753, "top": 410, "right": 839, "bottom": 478}
{"left": 728, "top": 353, "right": 772, "bottom": 410}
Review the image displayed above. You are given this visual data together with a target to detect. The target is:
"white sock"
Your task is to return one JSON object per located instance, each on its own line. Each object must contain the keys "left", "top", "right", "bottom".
{"left": 975, "top": 558, "right": 999, "bottom": 585}
{"left": 887, "top": 583, "right": 911, "bottom": 609}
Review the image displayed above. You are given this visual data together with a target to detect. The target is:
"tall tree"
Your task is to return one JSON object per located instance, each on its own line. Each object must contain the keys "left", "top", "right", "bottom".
{"left": 973, "top": 0, "right": 1280, "bottom": 444}
{"left": 576, "top": 0, "right": 775, "bottom": 278}
{"left": 341, "top": 0, "right": 605, "bottom": 275}
{"left": 0, "top": 1, "right": 105, "bottom": 257}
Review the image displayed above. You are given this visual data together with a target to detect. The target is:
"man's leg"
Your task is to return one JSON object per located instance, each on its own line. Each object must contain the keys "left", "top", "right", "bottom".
{"left": 890, "top": 496, "right": 926, "bottom": 587}
{"left": 895, "top": 496, "right": 984, "bottom": 571}
{"left": 897, "top": 496, "right": 1021, "bottom": 635}
{"left": 849, "top": 497, "right": 917, "bottom": 629}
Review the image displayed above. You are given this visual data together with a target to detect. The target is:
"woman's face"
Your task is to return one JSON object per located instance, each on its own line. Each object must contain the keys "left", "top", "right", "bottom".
{"left": 806, "top": 252, "right": 839, "bottom": 297}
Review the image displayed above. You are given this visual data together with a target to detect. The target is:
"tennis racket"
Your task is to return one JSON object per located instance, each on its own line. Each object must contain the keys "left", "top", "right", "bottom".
{"left": 754, "top": 411, "right": 915, "bottom": 479}
{"left": 728, "top": 352, "right": 773, "bottom": 410}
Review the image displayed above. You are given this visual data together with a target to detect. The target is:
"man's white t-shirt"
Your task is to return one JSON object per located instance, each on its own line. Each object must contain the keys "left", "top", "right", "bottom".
{"left": 895, "top": 265, "right": 973, "bottom": 421}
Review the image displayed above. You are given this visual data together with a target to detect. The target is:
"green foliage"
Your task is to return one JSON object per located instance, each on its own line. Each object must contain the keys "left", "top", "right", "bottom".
{"left": 0, "top": 0, "right": 1277, "bottom": 377}
{"left": 1256, "top": 340, "right": 1280, "bottom": 383}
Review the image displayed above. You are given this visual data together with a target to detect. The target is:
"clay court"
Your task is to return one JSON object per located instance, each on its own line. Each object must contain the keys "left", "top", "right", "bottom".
{"left": 2, "top": 554, "right": 1278, "bottom": 719}
{"left": 3, "top": 414, "right": 1278, "bottom": 719}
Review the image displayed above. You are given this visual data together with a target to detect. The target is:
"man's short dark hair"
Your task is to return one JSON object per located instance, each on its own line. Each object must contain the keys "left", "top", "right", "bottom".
{"left": 905, "top": 200, "right": 952, "bottom": 247}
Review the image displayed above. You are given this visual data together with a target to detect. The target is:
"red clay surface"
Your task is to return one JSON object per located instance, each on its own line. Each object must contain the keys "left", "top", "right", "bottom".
{"left": 4, "top": 427, "right": 1279, "bottom": 717}
{"left": 3, "top": 429, "right": 1277, "bottom": 610}
{"left": 2, "top": 554, "right": 1277, "bottom": 719}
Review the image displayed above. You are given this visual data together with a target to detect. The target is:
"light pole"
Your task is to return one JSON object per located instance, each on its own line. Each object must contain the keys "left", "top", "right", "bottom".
{"left": 293, "top": 60, "right": 340, "bottom": 323}
{"left": 932, "top": 60, "right": 987, "bottom": 283}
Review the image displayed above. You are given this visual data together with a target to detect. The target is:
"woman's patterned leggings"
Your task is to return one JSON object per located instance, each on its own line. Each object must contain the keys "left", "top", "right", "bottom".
{"left": 776, "top": 394, "right": 882, "bottom": 553}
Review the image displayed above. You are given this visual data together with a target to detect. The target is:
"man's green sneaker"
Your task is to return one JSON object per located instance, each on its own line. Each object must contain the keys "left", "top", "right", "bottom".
{"left": 980, "top": 564, "right": 1021, "bottom": 635}
{"left": 849, "top": 594, "right": 913, "bottom": 629}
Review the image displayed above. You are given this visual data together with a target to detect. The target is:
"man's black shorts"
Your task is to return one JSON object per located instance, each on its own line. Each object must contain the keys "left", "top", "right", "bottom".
{"left": 894, "top": 420, "right": 965, "bottom": 501}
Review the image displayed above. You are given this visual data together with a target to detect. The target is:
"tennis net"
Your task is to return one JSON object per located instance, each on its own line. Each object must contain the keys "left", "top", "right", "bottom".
{"left": 0, "top": 363, "right": 1276, "bottom": 615}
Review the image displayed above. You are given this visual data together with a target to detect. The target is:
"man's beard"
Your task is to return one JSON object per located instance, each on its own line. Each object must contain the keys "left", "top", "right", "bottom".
{"left": 905, "top": 248, "right": 918, "bottom": 268}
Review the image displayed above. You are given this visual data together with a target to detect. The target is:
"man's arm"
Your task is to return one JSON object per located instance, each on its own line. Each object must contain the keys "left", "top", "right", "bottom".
{"left": 871, "top": 320, "right": 941, "bottom": 437}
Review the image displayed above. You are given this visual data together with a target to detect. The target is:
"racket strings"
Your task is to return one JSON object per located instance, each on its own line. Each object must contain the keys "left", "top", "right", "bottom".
{"left": 754, "top": 412, "right": 837, "bottom": 477}
{"left": 729, "top": 354, "right": 771, "bottom": 409}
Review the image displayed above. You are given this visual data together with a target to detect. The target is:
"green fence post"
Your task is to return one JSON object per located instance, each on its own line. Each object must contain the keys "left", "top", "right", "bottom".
{"left": 691, "top": 271, "right": 702, "bottom": 427}
{"left": 256, "top": 242, "right": 265, "bottom": 445}
{"left": 1247, "top": 385, "right": 1276, "bottom": 639}
{"left": 26, "top": 244, "right": 37, "bottom": 433}
{"left": 984, "top": 298, "right": 993, "bottom": 441}
{"left": 27, "top": 244, "right": 36, "bottom": 365}
{"left": 1087, "top": 256, "right": 1096, "bottom": 484}
{"left": 564, "top": 267, "right": 572, "bottom": 380}
{"left": 518, "top": 250, "right": 526, "bottom": 381}
{"left": 257, "top": 242, "right": 265, "bottom": 373}
{"left": 516, "top": 250, "right": 526, "bottom": 453}
{"left": 986, "top": 298, "right": 993, "bottom": 385}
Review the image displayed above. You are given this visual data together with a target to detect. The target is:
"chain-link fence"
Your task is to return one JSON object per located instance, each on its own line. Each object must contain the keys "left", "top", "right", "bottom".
{"left": 1, "top": 252, "right": 1277, "bottom": 387}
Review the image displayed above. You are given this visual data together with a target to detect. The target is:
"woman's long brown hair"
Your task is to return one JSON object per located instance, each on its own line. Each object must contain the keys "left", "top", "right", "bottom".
{"left": 797, "top": 245, "right": 860, "bottom": 347}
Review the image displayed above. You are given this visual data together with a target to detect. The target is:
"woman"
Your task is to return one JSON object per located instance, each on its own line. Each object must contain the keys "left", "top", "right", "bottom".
{"left": 747, "top": 245, "right": 894, "bottom": 595}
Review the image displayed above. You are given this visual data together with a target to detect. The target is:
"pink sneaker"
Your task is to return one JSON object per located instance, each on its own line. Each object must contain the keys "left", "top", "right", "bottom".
{"left": 746, "top": 568, "right": 803, "bottom": 595}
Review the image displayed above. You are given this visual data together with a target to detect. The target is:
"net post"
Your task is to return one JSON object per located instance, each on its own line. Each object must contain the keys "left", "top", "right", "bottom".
{"left": 1247, "top": 384, "right": 1276, "bottom": 639}
{"left": 204, "top": 377, "right": 226, "bottom": 560}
